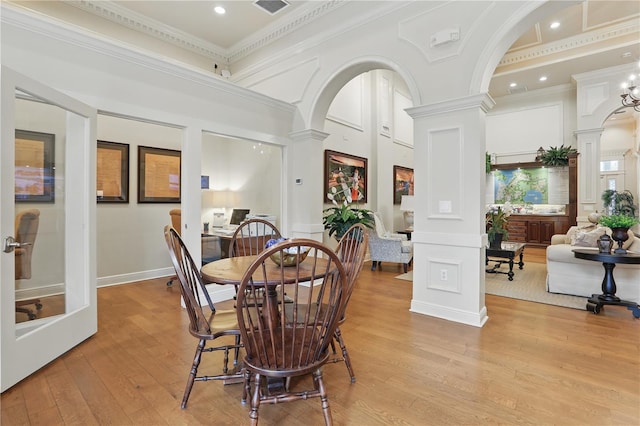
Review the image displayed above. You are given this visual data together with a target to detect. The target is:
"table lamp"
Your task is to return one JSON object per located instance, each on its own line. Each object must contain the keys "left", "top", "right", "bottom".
{"left": 400, "top": 195, "right": 415, "bottom": 231}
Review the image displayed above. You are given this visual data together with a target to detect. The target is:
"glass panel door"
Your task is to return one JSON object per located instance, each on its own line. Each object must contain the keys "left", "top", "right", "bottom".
{"left": 1, "top": 66, "right": 97, "bottom": 391}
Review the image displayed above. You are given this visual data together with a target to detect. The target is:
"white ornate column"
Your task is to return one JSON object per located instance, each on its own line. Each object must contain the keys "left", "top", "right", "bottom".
{"left": 574, "top": 128, "right": 603, "bottom": 223}
{"left": 407, "top": 94, "right": 494, "bottom": 327}
{"left": 287, "top": 129, "right": 329, "bottom": 241}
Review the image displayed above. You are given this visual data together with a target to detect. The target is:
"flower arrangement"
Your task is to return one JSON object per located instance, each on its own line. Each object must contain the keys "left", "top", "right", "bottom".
{"left": 486, "top": 206, "right": 510, "bottom": 245}
{"left": 323, "top": 204, "right": 374, "bottom": 240}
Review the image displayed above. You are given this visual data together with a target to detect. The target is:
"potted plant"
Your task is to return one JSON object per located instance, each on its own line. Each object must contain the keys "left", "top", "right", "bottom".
{"left": 539, "top": 144, "right": 577, "bottom": 167}
{"left": 598, "top": 214, "right": 640, "bottom": 254}
{"left": 486, "top": 207, "right": 509, "bottom": 249}
{"left": 601, "top": 189, "right": 637, "bottom": 217}
{"left": 323, "top": 204, "right": 374, "bottom": 240}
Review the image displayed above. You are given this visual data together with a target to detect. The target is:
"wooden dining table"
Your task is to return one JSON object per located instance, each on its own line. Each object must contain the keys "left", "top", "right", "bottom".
{"left": 201, "top": 254, "right": 329, "bottom": 286}
{"left": 201, "top": 254, "right": 331, "bottom": 330}
{"left": 201, "top": 254, "right": 332, "bottom": 391}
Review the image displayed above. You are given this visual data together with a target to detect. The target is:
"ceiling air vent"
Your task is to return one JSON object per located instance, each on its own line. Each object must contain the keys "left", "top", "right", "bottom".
{"left": 254, "top": 0, "right": 290, "bottom": 15}
{"left": 508, "top": 85, "right": 528, "bottom": 95}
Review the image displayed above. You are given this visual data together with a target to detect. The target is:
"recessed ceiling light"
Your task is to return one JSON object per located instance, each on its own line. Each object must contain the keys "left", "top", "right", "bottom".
{"left": 539, "top": 76, "right": 547, "bottom": 82}
{"left": 510, "top": 83, "right": 517, "bottom": 88}
{"left": 550, "top": 22, "right": 560, "bottom": 29}
{"left": 214, "top": 6, "right": 226, "bottom": 14}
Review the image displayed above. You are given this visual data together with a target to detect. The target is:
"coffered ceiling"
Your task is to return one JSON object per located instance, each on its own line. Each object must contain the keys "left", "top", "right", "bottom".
{"left": 9, "top": 0, "right": 640, "bottom": 103}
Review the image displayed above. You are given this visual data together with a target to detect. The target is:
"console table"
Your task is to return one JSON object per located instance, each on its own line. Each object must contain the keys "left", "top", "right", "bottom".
{"left": 572, "top": 249, "right": 640, "bottom": 318}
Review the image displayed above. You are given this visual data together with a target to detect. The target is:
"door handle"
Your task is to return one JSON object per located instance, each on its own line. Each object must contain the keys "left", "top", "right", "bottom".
{"left": 3, "top": 236, "right": 30, "bottom": 253}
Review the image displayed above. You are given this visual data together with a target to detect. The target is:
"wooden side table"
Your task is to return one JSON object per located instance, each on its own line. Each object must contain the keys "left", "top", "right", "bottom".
{"left": 572, "top": 249, "right": 640, "bottom": 318}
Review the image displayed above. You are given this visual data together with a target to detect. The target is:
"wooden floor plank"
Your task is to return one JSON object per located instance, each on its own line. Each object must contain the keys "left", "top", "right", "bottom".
{"left": 2, "top": 259, "right": 639, "bottom": 425}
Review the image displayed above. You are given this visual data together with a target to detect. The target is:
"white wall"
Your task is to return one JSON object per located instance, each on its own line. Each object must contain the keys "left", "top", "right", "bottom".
{"left": 96, "top": 115, "right": 181, "bottom": 280}
{"left": 487, "top": 85, "right": 577, "bottom": 164}
{"left": 321, "top": 70, "right": 414, "bottom": 242}
{"left": 200, "top": 134, "right": 282, "bottom": 229}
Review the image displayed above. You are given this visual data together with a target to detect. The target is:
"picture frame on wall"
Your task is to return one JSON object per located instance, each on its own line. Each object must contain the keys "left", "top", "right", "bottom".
{"left": 393, "top": 165, "right": 414, "bottom": 204}
{"left": 138, "top": 146, "right": 181, "bottom": 203}
{"left": 97, "top": 140, "right": 129, "bottom": 203}
{"left": 15, "top": 129, "right": 55, "bottom": 203}
{"left": 324, "top": 150, "right": 367, "bottom": 204}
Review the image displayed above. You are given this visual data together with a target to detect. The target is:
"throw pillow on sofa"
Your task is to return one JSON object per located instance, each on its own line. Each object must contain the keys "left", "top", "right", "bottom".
{"left": 570, "top": 227, "right": 606, "bottom": 247}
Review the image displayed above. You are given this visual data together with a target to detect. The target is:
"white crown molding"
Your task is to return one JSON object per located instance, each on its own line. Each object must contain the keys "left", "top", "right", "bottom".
{"left": 66, "top": 0, "right": 348, "bottom": 65}
{"left": 66, "top": 0, "right": 228, "bottom": 62}
{"left": 499, "top": 20, "right": 640, "bottom": 68}
{"left": 1, "top": 3, "right": 296, "bottom": 113}
{"left": 232, "top": 1, "right": 407, "bottom": 82}
{"left": 227, "top": 0, "right": 347, "bottom": 64}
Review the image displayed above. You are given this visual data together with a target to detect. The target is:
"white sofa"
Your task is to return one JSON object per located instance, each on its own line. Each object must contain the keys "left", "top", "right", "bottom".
{"left": 546, "top": 226, "right": 640, "bottom": 302}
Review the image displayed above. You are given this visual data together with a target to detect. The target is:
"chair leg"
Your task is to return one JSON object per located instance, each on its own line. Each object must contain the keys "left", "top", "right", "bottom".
{"left": 403, "top": 263, "right": 408, "bottom": 273}
{"left": 313, "top": 369, "right": 333, "bottom": 426}
{"left": 249, "top": 373, "right": 261, "bottom": 426}
{"left": 333, "top": 327, "right": 355, "bottom": 383}
{"left": 242, "top": 369, "right": 251, "bottom": 404}
{"left": 181, "top": 339, "right": 205, "bottom": 409}
{"left": 371, "top": 261, "right": 378, "bottom": 271}
{"left": 233, "top": 335, "right": 241, "bottom": 366}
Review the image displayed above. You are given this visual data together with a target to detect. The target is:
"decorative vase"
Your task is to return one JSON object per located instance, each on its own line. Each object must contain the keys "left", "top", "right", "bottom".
{"left": 587, "top": 211, "right": 601, "bottom": 224}
{"left": 597, "top": 234, "right": 613, "bottom": 254}
{"left": 489, "top": 232, "right": 503, "bottom": 249}
{"left": 610, "top": 227, "right": 629, "bottom": 254}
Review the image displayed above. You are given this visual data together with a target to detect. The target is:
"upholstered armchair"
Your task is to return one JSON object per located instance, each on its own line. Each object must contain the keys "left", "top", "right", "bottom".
{"left": 368, "top": 212, "right": 413, "bottom": 273}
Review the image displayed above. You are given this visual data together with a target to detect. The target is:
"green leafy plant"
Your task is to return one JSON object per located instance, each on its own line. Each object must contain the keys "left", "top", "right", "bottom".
{"left": 598, "top": 214, "right": 639, "bottom": 229}
{"left": 486, "top": 207, "right": 509, "bottom": 244}
{"left": 486, "top": 152, "right": 491, "bottom": 174}
{"left": 323, "top": 204, "right": 374, "bottom": 239}
{"left": 539, "top": 144, "right": 577, "bottom": 166}
{"left": 601, "top": 189, "right": 637, "bottom": 217}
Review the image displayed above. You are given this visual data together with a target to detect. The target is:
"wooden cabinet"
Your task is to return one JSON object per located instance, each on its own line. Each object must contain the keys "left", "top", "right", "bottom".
{"left": 506, "top": 215, "right": 570, "bottom": 247}
{"left": 506, "top": 219, "right": 527, "bottom": 242}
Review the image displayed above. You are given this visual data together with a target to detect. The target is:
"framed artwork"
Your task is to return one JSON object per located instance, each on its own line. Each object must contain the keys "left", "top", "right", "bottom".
{"left": 324, "top": 150, "right": 367, "bottom": 204}
{"left": 15, "top": 129, "right": 55, "bottom": 203}
{"left": 97, "top": 140, "right": 129, "bottom": 203}
{"left": 137, "top": 146, "right": 181, "bottom": 203}
{"left": 393, "top": 165, "right": 414, "bottom": 204}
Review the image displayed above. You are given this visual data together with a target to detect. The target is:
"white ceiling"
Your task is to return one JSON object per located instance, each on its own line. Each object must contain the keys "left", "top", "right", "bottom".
{"left": 12, "top": 0, "right": 640, "bottom": 104}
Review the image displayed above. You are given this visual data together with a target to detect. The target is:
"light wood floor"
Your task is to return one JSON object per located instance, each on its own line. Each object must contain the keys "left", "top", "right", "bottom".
{"left": 3, "top": 248, "right": 639, "bottom": 425}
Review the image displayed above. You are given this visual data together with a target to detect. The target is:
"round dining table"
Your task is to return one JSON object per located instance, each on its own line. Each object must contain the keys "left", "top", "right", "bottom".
{"left": 201, "top": 255, "right": 330, "bottom": 285}
{"left": 201, "top": 254, "right": 332, "bottom": 333}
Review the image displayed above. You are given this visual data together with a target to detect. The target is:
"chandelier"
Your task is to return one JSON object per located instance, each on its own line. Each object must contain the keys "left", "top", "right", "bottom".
{"left": 620, "top": 61, "right": 640, "bottom": 112}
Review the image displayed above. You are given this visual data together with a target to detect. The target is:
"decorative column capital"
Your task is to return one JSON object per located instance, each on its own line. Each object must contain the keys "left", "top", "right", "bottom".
{"left": 289, "top": 128, "right": 329, "bottom": 143}
{"left": 406, "top": 93, "right": 495, "bottom": 119}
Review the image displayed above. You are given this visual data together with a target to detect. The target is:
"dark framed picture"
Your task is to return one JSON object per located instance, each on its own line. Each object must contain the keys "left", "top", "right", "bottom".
{"left": 97, "top": 140, "right": 129, "bottom": 203}
{"left": 324, "top": 150, "right": 367, "bottom": 204}
{"left": 138, "top": 146, "right": 181, "bottom": 203}
{"left": 393, "top": 165, "right": 414, "bottom": 204}
{"left": 15, "top": 129, "right": 55, "bottom": 203}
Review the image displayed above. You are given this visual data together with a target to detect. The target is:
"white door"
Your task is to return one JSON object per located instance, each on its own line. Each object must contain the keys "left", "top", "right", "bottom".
{"left": 1, "top": 67, "right": 97, "bottom": 391}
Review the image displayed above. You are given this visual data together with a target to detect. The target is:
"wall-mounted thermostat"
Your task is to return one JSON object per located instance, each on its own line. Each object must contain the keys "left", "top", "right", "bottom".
{"left": 295, "top": 178, "right": 303, "bottom": 185}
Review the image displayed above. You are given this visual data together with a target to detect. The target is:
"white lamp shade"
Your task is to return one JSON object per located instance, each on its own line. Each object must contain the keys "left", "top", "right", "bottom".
{"left": 400, "top": 195, "right": 415, "bottom": 211}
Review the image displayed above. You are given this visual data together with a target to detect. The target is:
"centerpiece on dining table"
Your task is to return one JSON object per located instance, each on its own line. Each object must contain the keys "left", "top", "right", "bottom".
{"left": 265, "top": 238, "right": 310, "bottom": 266}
